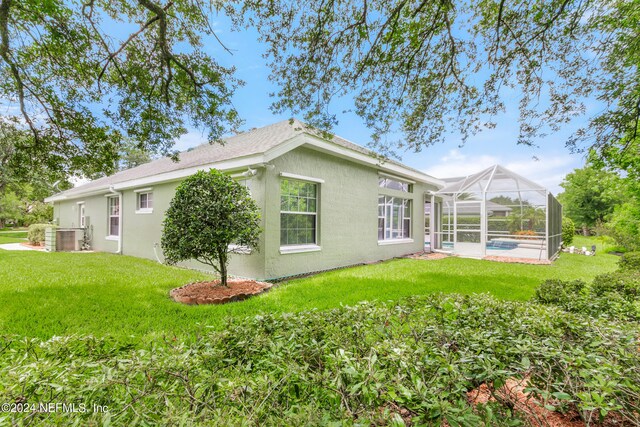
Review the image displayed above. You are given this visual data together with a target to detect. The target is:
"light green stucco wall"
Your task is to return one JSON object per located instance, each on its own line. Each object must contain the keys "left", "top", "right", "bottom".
{"left": 261, "top": 147, "right": 435, "bottom": 279}
{"left": 54, "top": 172, "right": 267, "bottom": 278}
{"left": 54, "top": 193, "right": 118, "bottom": 253}
{"left": 119, "top": 175, "right": 267, "bottom": 279}
{"left": 53, "top": 145, "right": 437, "bottom": 280}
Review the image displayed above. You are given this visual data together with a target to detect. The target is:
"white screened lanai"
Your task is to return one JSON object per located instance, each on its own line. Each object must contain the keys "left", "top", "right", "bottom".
{"left": 426, "top": 165, "right": 562, "bottom": 261}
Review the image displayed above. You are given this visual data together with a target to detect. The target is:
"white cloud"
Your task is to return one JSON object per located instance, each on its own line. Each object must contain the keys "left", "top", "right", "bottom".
{"left": 424, "top": 149, "right": 500, "bottom": 179}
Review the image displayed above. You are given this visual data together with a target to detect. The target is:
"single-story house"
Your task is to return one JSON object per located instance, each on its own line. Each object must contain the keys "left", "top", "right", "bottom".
{"left": 46, "top": 120, "right": 563, "bottom": 277}
{"left": 46, "top": 119, "right": 444, "bottom": 280}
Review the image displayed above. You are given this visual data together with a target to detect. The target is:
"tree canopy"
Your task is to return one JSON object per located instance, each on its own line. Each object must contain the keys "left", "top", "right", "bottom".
{"left": 232, "top": 0, "right": 639, "bottom": 165}
{"left": 558, "top": 165, "right": 625, "bottom": 232}
{"left": 161, "top": 170, "right": 261, "bottom": 287}
{"left": 0, "top": 0, "right": 241, "bottom": 180}
{"left": 0, "top": 0, "right": 638, "bottom": 180}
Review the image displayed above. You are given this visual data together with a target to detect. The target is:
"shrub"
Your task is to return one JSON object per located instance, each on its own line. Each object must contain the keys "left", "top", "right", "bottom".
{"left": 534, "top": 278, "right": 586, "bottom": 306}
{"left": 162, "top": 170, "right": 261, "bottom": 287}
{"left": 561, "top": 216, "right": 575, "bottom": 246}
{"left": 618, "top": 251, "right": 640, "bottom": 271}
{"left": 0, "top": 294, "right": 638, "bottom": 426}
{"left": 591, "top": 271, "right": 640, "bottom": 300}
{"left": 534, "top": 271, "right": 640, "bottom": 320}
{"left": 27, "top": 223, "right": 56, "bottom": 245}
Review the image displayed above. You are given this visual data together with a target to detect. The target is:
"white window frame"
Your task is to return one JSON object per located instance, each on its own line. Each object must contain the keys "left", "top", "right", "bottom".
{"left": 136, "top": 191, "right": 153, "bottom": 214}
{"left": 107, "top": 196, "right": 120, "bottom": 238}
{"left": 279, "top": 177, "right": 321, "bottom": 253}
{"left": 378, "top": 195, "right": 413, "bottom": 245}
{"left": 77, "top": 202, "right": 86, "bottom": 228}
{"left": 378, "top": 174, "right": 413, "bottom": 193}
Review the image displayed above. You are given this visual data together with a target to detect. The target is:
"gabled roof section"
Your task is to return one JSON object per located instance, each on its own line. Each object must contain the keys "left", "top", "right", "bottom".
{"left": 436, "top": 165, "right": 547, "bottom": 195}
{"left": 47, "top": 119, "right": 442, "bottom": 202}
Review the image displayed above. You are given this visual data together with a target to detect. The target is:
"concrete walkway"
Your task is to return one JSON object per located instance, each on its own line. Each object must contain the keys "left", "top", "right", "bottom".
{"left": 0, "top": 243, "right": 44, "bottom": 251}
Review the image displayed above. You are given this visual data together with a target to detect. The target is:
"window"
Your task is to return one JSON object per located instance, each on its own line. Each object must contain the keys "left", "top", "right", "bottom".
{"left": 378, "top": 196, "right": 411, "bottom": 240}
{"left": 78, "top": 203, "right": 85, "bottom": 228}
{"left": 280, "top": 179, "right": 317, "bottom": 246}
{"left": 379, "top": 177, "right": 412, "bottom": 192}
{"left": 137, "top": 191, "right": 153, "bottom": 212}
{"left": 108, "top": 196, "right": 120, "bottom": 237}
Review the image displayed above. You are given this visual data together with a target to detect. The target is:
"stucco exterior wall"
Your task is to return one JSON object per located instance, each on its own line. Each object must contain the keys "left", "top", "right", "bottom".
{"left": 53, "top": 145, "right": 437, "bottom": 280}
{"left": 53, "top": 174, "right": 267, "bottom": 278}
{"left": 119, "top": 176, "right": 267, "bottom": 279}
{"left": 54, "top": 193, "right": 118, "bottom": 253}
{"left": 262, "top": 147, "right": 436, "bottom": 279}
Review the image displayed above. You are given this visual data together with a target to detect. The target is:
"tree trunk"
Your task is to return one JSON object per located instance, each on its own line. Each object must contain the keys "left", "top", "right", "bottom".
{"left": 582, "top": 225, "right": 589, "bottom": 236}
{"left": 218, "top": 251, "right": 228, "bottom": 287}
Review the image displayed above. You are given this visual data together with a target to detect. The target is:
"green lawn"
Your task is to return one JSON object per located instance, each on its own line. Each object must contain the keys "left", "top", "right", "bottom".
{"left": 0, "top": 230, "right": 27, "bottom": 244}
{"left": 0, "top": 242, "right": 619, "bottom": 343}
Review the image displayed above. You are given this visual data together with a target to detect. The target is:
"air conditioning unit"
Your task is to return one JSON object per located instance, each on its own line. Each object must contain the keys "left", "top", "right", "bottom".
{"left": 56, "top": 229, "right": 83, "bottom": 251}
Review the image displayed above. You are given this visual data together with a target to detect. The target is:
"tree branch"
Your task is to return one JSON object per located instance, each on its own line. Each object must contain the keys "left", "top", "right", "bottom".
{"left": 492, "top": 0, "right": 506, "bottom": 61}
{"left": 0, "top": 0, "right": 38, "bottom": 140}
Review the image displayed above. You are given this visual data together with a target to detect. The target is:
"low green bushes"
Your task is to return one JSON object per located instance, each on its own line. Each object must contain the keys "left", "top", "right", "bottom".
{"left": 591, "top": 270, "right": 640, "bottom": 299}
{"left": 26, "top": 223, "right": 56, "bottom": 245}
{"left": 533, "top": 278, "right": 587, "bottom": 306}
{"left": 619, "top": 251, "right": 640, "bottom": 271}
{"left": 1, "top": 294, "right": 638, "bottom": 426}
{"left": 534, "top": 256, "right": 640, "bottom": 320}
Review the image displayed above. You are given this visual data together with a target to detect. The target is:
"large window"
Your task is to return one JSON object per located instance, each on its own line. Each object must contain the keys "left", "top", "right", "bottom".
{"left": 108, "top": 196, "right": 120, "bottom": 237}
{"left": 280, "top": 179, "right": 317, "bottom": 246}
{"left": 378, "top": 196, "right": 411, "bottom": 240}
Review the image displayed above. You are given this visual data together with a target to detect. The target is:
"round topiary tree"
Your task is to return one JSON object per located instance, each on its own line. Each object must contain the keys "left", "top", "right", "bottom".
{"left": 162, "top": 170, "right": 261, "bottom": 287}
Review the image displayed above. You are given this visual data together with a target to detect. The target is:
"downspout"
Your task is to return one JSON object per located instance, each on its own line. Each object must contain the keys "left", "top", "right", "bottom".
{"left": 109, "top": 185, "right": 123, "bottom": 254}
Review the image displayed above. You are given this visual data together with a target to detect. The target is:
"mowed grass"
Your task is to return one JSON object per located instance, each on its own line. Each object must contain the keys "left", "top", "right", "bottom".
{"left": 0, "top": 230, "right": 27, "bottom": 244}
{"left": 0, "top": 240, "right": 619, "bottom": 343}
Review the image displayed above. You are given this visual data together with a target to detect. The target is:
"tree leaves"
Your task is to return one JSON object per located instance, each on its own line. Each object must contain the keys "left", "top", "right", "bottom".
{"left": 233, "top": 0, "right": 639, "bottom": 165}
{"left": 161, "top": 170, "right": 261, "bottom": 287}
{"left": 0, "top": 0, "right": 242, "bottom": 179}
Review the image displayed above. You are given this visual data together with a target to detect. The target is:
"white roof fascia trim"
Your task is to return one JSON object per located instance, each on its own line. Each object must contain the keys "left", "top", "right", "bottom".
{"left": 299, "top": 134, "right": 444, "bottom": 187}
{"left": 46, "top": 154, "right": 265, "bottom": 202}
{"left": 45, "top": 188, "right": 111, "bottom": 203}
{"left": 108, "top": 155, "right": 264, "bottom": 190}
{"left": 113, "top": 154, "right": 265, "bottom": 190}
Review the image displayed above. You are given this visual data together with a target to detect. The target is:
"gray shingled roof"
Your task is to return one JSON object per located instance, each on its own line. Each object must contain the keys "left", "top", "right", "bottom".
{"left": 52, "top": 119, "right": 436, "bottom": 199}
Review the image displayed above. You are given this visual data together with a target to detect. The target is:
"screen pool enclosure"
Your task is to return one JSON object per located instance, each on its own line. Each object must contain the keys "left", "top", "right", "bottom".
{"left": 426, "top": 165, "right": 562, "bottom": 261}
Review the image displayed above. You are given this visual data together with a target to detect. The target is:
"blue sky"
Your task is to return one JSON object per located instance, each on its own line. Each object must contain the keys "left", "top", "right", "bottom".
{"left": 168, "top": 16, "right": 591, "bottom": 195}
{"left": 0, "top": 9, "right": 591, "bottom": 194}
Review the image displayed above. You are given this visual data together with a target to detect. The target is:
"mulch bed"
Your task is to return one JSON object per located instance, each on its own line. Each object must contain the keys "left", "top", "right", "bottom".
{"left": 170, "top": 279, "right": 273, "bottom": 305}
{"left": 466, "top": 377, "right": 626, "bottom": 427}
{"left": 483, "top": 255, "right": 551, "bottom": 265}
{"left": 19, "top": 242, "right": 45, "bottom": 250}
{"left": 406, "top": 252, "right": 552, "bottom": 264}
